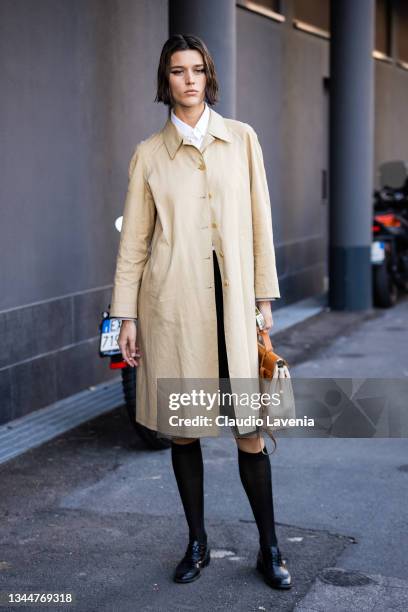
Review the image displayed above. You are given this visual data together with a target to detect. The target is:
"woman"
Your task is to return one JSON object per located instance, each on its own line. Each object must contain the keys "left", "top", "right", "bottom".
{"left": 110, "top": 34, "right": 291, "bottom": 590}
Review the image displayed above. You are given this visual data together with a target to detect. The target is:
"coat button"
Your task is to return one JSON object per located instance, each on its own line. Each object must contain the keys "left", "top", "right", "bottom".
{"left": 224, "top": 279, "right": 229, "bottom": 287}
{"left": 198, "top": 162, "right": 206, "bottom": 171}
{"left": 219, "top": 250, "right": 224, "bottom": 257}
{"left": 211, "top": 222, "right": 217, "bottom": 228}
{"left": 208, "top": 193, "right": 212, "bottom": 199}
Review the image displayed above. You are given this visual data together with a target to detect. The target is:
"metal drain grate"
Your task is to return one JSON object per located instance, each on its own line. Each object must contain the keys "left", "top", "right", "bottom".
{"left": 0, "top": 378, "right": 123, "bottom": 466}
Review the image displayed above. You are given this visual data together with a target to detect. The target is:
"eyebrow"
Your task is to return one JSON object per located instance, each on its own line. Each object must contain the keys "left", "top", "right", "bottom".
{"left": 170, "top": 64, "right": 204, "bottom": 69}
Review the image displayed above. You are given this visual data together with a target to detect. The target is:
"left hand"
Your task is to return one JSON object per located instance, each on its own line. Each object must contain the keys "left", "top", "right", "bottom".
{"left": 257, "top": 300, "right": 274, "bottom": 332}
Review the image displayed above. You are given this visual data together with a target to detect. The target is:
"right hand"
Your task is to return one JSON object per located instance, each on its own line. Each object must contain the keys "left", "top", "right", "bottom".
{"left": 118, "top": 320, "right": 142, "bottom": 367}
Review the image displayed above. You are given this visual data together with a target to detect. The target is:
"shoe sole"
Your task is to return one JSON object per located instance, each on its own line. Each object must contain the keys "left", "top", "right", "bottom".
{"left": 256, "top": 560, "right": 292, "bottom": 590}
{"left": 174, "top": 549, "right": 211, "bottom": 584}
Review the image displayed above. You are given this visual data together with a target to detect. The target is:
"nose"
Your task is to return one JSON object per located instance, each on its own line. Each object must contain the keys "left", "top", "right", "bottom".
{"left": 185, "top": 69, "right": 195, "bottom": 84}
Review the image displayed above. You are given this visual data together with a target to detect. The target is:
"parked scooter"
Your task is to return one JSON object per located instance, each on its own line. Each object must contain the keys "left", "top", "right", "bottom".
{"left": 372, "top": 161, "right": 408, "bottom": 307}
{"left": 98, "top": 216, "right": 170, "bottom": 450}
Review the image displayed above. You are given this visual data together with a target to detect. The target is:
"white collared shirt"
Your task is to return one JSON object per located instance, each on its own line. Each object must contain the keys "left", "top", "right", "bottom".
{"left": 170, "top": 103, "right": 210, "bottom": 150}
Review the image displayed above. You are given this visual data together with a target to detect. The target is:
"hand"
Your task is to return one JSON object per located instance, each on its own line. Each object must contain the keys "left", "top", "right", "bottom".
{"left": 257, "top": 300, "right": 274, "bottom": 332}
{"left": 118, "top": 320, "right": 142, "bottom": 367}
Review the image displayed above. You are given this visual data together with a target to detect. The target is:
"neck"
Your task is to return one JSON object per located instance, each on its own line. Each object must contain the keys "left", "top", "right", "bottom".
{"left": 172, "top": 101, "right": 206, "bottom": 128}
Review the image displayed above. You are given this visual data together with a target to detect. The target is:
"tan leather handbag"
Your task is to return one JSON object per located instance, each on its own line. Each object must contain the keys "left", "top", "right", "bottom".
{"left": 256, "top": 328, "right": 295, "bottom": 455}
{"left": 258, "top": 330, "right": 289, "bottom": 379}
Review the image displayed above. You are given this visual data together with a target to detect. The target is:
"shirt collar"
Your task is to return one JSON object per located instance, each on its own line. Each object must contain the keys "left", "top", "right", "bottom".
{"left": 163, "top": 106, "right": 232, "bottom": 160}
{"left": 170, "top": 103, "right": 210, "bottom": 140}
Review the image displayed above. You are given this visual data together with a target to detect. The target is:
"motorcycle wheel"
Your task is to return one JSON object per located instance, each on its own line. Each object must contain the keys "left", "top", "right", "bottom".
{"left": 121, "top": 366, "right": 171, "bottom": 450}
{"left": 373, "top": 259, "right": 398, "bottom": 308}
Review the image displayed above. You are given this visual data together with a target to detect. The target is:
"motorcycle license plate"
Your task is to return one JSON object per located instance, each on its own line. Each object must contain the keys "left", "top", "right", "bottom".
{"left": 100, "top": 318, "right": 122, "bottom": 356}
{"left": 371, "top": 241, "right": 385, "bottom": 263}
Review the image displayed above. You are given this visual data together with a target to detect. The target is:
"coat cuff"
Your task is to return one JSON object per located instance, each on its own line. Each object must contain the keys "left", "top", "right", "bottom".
{"left": 109, "top": 293, "right": 140, "bottom": 319}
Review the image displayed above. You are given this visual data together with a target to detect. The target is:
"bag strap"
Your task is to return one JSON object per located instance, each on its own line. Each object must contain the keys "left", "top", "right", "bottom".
{"left": 258, "top": 329, "right": 274, "bottom": 352}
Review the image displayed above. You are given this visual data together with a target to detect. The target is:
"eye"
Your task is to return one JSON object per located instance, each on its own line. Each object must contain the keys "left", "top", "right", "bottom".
{"left": 171, "top": 70, "right": 183, "bottom": 75}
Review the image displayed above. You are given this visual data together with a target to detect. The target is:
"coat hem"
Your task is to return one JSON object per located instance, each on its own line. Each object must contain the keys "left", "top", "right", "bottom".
{"left": 135, "top": 415, "right": 224, "bottom": 438}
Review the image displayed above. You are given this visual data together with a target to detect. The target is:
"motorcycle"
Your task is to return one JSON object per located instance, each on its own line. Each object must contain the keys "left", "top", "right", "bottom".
{"left": 372, "top": 161, "right": 408, "bottom": 308}
{"left": 98, "top": 216, "right": 170, "bottom": 451}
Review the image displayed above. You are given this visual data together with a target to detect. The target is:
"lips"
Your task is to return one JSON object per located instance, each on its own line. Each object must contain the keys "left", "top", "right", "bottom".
{"left": 185, "top": 90, "right": 198, "bottom": 94}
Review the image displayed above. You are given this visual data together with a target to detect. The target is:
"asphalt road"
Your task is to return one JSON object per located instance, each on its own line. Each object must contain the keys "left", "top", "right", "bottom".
{"left": 0, "top": 296, "right": 407, "bottom": 611}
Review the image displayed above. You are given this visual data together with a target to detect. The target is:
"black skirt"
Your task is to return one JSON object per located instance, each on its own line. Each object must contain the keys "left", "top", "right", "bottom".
{"left": 214, "top": 251, "right": 254, "bottom": 437}
{"left": 213, "top": 250, "right": 230, "bottom": 380}
{"left": 213, "top": 251, "right": 261, "bottom": 438}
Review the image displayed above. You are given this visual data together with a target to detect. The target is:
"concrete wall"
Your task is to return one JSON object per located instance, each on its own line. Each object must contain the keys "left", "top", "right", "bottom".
{"left": 236, "top": 5, "right": 330, "bottom": 305}
{"left": 1, "top": 0, "right": 408, "bottom": 424}
{"left": 236, "top": 3, "right": 408, "bottom": 305}
{"left": 0, "top": 0, "right": 167, "bottom": 423}
{"left": 374, "top": 60, "right": 408, "bottom": 186}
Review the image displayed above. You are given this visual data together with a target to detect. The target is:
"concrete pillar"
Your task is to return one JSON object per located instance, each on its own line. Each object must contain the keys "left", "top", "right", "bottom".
{"left": 169, "top": 0, "right": 236, "bottom": 118}
{"left": 329, "top": 0, "right": 375, "bottom": 310}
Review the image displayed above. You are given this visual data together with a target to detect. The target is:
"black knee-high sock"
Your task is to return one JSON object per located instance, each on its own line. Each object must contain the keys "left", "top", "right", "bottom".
{"left": 171, "top": 439, "right": 207, "bottom": 544}
{"left": 238, "top": 447, "right": 278, "bottom": 548}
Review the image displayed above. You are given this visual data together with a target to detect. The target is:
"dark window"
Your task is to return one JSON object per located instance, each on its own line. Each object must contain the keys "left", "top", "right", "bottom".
{"left": 294, "top": 0, "right": 330, "bottom": 32}
{"left": 238, "top": 0, "right": 281, "bottom": 13}
{"left": 396, "top": 0, "right": 408, "bottom": 63}
{"left": 375, "top": 0, "right": 391, "bottom": 56}
{"left": 250, "top": 0, "right": 280, "bottom": 11}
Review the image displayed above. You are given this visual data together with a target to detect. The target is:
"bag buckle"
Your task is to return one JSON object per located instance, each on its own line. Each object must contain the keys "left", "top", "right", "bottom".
{"left": 255, "top": 306, "right": 266, "bottom": 330}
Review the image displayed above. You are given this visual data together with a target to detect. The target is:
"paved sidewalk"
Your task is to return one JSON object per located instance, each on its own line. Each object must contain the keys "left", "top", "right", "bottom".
{"left": 0, "top": 296, "right": 407, "bottom": 611}
{"left": 0, "top": 407, "right": 352, "bottom": 612}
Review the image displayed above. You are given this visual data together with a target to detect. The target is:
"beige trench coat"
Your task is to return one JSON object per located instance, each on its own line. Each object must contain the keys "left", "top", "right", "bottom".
{"left": 110, "top": 107, "right": 281, "bottom": 437}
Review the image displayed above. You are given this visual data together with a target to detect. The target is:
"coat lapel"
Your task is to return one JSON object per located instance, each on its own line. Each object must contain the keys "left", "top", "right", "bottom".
{"left": 162, "top": 107, "right": 232, "bottom": 159}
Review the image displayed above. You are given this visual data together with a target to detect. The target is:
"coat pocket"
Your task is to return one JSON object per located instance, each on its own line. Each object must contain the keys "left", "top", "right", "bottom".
{"left": 147, "top": 242, "right": 174, "bottom": 300}
{"left": 148, "top": 254, "right": 164, "bottom": 298}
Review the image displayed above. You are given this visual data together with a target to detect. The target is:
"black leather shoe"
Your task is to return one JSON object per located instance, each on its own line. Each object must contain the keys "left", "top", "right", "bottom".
{"left": 256, "top": 545, "right": 292, "bottom": 589}
{"left": 174, "top": 539, "right": 211, "bottom": 583}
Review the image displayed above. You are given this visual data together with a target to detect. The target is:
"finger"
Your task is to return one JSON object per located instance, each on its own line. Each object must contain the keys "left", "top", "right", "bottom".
{"left": 122, "top": 350, "right": 133, "bottom": 367}
{"left": 121, "top": 337, "right": 135, "bottom": 367}
{"left": 131, "top": 350, "right": 143, "bottom": 367}
{"left": 128, "top": 341, "right": 144, "bottom": 367}
{"left": 119, "top": 340, "right": 129, "bottom": 365}
{"left": 119, "top": 337, "right": 142, "bottom": 368}
{"left": 129, "top": 336, "right": 136, "bottom": 357}
{"left": 126, "top": 341, "right": 137, "bottom": 368}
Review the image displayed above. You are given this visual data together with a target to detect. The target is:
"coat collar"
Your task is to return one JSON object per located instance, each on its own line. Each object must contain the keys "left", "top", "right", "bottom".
{"left": 162, "top": 107, "right": 232, "bottom": 159}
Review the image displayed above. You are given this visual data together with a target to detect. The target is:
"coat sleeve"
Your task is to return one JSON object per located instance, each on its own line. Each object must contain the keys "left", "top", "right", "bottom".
{"left": 110, "top": 144, "right": 156, "bottom": 319}
{"left": 247, "top": 127, "right": 281, "bottom": 299}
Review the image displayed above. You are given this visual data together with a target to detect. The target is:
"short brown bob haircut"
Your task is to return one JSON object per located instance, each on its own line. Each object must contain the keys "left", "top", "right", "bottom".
{"left": 155, "top": 34, "right": 219, "bottom": 106}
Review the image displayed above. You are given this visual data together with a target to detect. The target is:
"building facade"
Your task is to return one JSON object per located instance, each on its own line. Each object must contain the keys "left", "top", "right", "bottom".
{"left": 1, "top": 0, "right": 407, "bottom": 423}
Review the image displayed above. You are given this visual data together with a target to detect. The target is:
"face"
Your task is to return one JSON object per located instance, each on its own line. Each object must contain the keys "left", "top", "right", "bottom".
{"left": 168, "top": 49, "right": 207, "bottom": 108}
